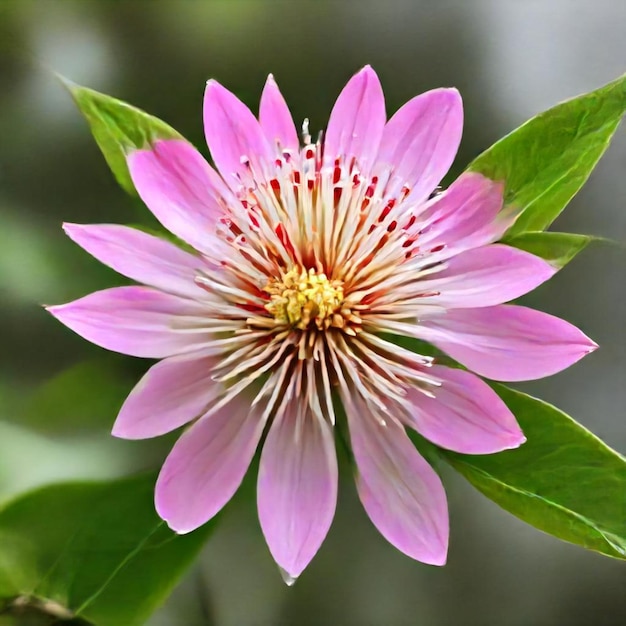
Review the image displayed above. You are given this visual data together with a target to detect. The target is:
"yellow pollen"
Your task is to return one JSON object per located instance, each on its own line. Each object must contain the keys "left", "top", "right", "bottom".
{"left": 264, "top": 268, "right": 345, "bottom": 330}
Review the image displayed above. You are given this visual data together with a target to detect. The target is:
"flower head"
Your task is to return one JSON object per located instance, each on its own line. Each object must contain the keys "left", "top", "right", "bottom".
{"left": 48, "top": 66, "right": 597, "bottom": 582}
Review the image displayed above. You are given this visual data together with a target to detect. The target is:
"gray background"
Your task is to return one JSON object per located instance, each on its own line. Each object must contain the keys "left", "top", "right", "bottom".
{"left": 0, "top": 1, "right": 624, "bottom": 625}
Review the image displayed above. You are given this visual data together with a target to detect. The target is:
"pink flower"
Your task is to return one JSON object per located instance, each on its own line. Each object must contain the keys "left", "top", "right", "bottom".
{"left": 48, "top": 66, "right": 597, "bottom": 582}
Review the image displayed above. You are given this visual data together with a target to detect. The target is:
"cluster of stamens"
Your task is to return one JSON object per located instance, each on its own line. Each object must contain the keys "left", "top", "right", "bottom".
{"left": 263, "top": 267, "right": 346, "bottom": 331}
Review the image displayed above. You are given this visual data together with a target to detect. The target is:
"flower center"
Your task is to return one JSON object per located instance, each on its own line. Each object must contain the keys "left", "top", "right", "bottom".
{"left": 264, "top": 267, "right": 345, "bottom": 331}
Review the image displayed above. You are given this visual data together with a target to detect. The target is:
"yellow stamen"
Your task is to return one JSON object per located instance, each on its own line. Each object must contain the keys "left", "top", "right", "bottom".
{"left": 264, "top": 268, "right": 345, "bottom": 330}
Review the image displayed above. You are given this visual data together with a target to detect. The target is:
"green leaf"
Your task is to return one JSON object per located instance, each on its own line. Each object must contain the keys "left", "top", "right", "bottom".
{"left": 0, "top": 474, "right": 215, "bottom": 626}
{"left": 13, "top": 360, "right": 131, "bottom": 435}
{"left": 440, "top": 385, "right": 626, "bottom": 559}
{"left": 503, "top": 231, "right": 593, "bottom": 269}
{"left": 468, "top": 74, "right": 626, "bottom": 236}
{"left": 62, "top": 77, "right": 183, "bottom": 196}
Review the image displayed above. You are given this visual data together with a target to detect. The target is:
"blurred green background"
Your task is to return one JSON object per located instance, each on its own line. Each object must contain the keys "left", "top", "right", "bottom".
{"left": 0, "top": 1, "right": 625, "bottom": 624}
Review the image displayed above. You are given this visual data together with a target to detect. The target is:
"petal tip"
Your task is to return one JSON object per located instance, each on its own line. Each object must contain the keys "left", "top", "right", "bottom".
{"left": 110, "top": 419, "right": 143, "bottom": 441}
{"left": 163, "top": 516, "right": 194, "bottom": 535}
{"left": 505, "top": 430, "right": 527, "bottom": 451}
{"left": 347, "top": 64, "right": 380, "bottom": 88}
{"left": 204, "top": 79, "right": 224, "bottom": 96}
{"left": 45, "top": 302, "right": 63, "bottom": 318}
{"left": 415, "top": 538, "right": 448, "bottom": 566}
{"left": 437, "top": 88, "right": 463, "bottom": 117}
{"left": 441, "top": 86, "right": 462, "bottom": 101}
{"left": 429, "top": 552, "right": 448, "bottom": 567}
{"left": 154, "top": 495, "right": 190, "bottom": 534}
{"left": 62, "top": 221, "right": 80, "bottom": 233}
{"left": 358, "top": 64, "right": 380, "bottom": 83}
{"left": 279, "top": 566, "right": 299, "bottom": 586}
{"left": 478, "top": 428, "right": 526, "bottom": 454}
{"left": 62, "top": 222, "right": 90, "bottom": 245}
{"left": 154, "top": 495, "right": 211, "bottom": 535}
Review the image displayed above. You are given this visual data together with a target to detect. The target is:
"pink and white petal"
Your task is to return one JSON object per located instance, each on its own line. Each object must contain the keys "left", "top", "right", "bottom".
{"left": 204, "top": 79, "right": 273, "bottom": 184}
{"left": 127, "top": 139, "right": 232, "bottom": 258}
{"left": 377, "top": 88, "right": 463, "bottom": 203}
{"left": 258, "top": 410, "right": 338, "bottom": 581}
{"left": 347, "top": 404, "right": 448, "bottom": 565}
{"left": 407, "top": 365, "right": 525, "bottom": 454}
{"left": 259, "top": 74, "right": 299, "bottom": 153}
{"left": 46, "top": 286, "right": 211, "bottom": 358}
{"left": 414, "top": 172, "right": 509, "bottom": 254}
{"left": 155, "top": 396, "right": 266, "bottom": 533}
{"left": 112, "top": 351, "right": 220, "bottom": 440}
{"left": 417, "top": 244, "right": 556, "bottom": 308}
{"left": 416, "top": 305, "right": 597, "bottom": 382}
{"left": 63, "top": 223, "right": 208, "bottom": 300}
{"left": 324, "top": 65, "right": 386, "bottom": 175}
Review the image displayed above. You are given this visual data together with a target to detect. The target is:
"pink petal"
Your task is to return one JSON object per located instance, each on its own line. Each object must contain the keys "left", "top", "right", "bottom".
{"left": 63, "top": 223, "right": 207, "bottom": 300}
{"left": 417, "top": 244, "right": 556, "bottom": 308}
{"left": 347, "top": 403, "right": 448, "bottom": 565}
{"left": 204, "top": 79, "right": 273, "bottom": 183}
{"left": 377, "top": 88, "right": 463, "bottom": 203}
{"left": 258, "top": 411, "right": 338, "bottom": 581}
{"left": 324, "top": 65, "right": 386, "bottom": 175}
{"left": 112, "top": 351, "right": 220, "bottom": 440}
{"left": 407, "top": 365, "right": 525, "bottom": 454}
{"left": 259, "top": 74, "right": 299, "bottom": 152}
{"left": 127, "top": 139, "right": 232, "bottom": 258}
{"left": 46, "top": 286, "right": 210, "bottom": 358}
{"left": 155, "top": 397, "right": 265, "bottom": 533}
{"left": 416, "top": 305, "right": 597, "bottom": 382}
{"left": 415, "top": 172, "right": 510, "bottom": 255}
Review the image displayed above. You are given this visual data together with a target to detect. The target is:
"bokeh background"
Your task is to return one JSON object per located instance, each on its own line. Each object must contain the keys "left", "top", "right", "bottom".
{"left": 1, "top": 1, "right": 625, "bottom": 625}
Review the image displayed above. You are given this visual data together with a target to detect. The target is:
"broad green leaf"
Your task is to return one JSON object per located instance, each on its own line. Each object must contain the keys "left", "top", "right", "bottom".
{"left": 13, "top": 359, "right": 131, "bottom": 435}
{"left": 503, "top": 231, "right": 593, "bottom": 269}
{"left": 0, "top": 474, "right": 215, "bottom": 626}
{"left": 468, "top": 73, "right": 626, "bottom": 236}
{"left": 440, "top": 385, "right": 626, "bottom": 559}
{"left": 62, "top": 78, "right": 183, "bottom": 196}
